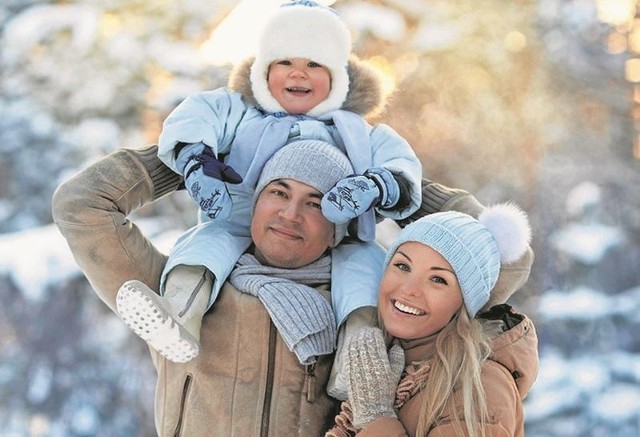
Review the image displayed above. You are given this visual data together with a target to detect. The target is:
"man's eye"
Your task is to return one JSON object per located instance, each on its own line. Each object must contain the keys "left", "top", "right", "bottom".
{"left": 270, "top": 189, "right": 286, "bottom": 197}
{"left": 308, "top": 201, "right": 322, "bottom": 209}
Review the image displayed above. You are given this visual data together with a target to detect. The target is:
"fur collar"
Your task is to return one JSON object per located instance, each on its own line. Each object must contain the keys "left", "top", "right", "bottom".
{"left": 227, "top": 55, "right": 390, "bottom": 121}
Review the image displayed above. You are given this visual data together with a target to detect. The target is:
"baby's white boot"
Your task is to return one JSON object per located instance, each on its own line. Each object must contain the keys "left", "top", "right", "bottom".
{"left": 116, "top": 265, "right": 212, "bottom": 363}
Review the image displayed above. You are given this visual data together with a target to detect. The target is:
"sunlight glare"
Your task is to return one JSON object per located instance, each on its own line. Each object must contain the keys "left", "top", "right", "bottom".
{"left": 606, "top": 31, "right": 627, "bottom": 54}
{"left": 393, "top": 52, "right": 419, "bottom": 82}
{"left": 625, "top": 58, "right": 640, "bottom": 82}
{"left": 99, "top": 13, "right": 122, "bottom": 39}
{"left": 199, "top": 0, "right": 282, "bottom": 66}
{"left": 595, "top": 0, "right": 635, "bottom": 26}
{"left": 630, "top": 19, "right": 640, "bottom": 53}
{"left": 199, "top": 0, "right": 339, "bottom": 66}
{"left": 504, "top": 31, "right": 527, "bottom": 53}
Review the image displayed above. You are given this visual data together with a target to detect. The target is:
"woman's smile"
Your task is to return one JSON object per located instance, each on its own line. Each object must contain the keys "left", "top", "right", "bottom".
{"left": 392, "top": 299, "right": 426, "bottom": 316}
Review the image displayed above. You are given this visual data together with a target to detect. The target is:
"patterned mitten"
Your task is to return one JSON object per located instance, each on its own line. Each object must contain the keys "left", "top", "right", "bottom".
{"left": 321, "top": 167, "right": 400, "bottom": 224}
{"left": 177, "top": 143, "right": 242, "bottom": 220}
{"left": 347, "top": 327, "right": 405, "bottom": 430}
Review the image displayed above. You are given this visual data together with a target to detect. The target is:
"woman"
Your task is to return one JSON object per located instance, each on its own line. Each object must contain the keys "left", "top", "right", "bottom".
{"left": 327, "top": 203, "right": 538, "bottom": 437}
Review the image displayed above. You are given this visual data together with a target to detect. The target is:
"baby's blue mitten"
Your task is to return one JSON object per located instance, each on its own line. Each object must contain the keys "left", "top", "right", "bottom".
{"left": 178, "top": 143, "right": 242, "bottom": 221}
{"left": 321, "top": 167, "right": 400, "bottom": 224}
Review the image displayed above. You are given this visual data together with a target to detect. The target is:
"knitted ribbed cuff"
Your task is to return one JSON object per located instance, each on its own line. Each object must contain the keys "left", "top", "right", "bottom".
{"left": 419, "top": 179, "right": 468, "bottom": 215}
{"left": 129, "top": 145, "right": 182, "bottom": 200}
{"left": 396, "top": 178, "right": 466, "bottom": 228}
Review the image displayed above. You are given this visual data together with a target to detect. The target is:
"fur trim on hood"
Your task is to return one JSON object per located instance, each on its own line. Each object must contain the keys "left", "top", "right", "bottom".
{"left": 227, "top": 55, "right": 390, "bottom": 121}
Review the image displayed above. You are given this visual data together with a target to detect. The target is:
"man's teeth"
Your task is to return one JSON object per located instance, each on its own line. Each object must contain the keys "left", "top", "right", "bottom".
{"left": 394, "top": 301, "right": 425, "bottom": 316}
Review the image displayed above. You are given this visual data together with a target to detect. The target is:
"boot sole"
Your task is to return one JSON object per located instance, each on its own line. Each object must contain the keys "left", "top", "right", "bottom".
{"left": 116, "top": 280, "right": 200, "bottom": 363}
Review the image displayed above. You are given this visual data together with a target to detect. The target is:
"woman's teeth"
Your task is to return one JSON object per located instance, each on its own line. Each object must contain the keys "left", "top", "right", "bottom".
{"left": 394, "top": 301, "right": 425, "bottom": 316}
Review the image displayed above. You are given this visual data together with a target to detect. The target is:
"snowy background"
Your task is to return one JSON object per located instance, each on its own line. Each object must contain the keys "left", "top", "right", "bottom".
{"left": 1, "top": 0, "right": 640, "bottom": 436}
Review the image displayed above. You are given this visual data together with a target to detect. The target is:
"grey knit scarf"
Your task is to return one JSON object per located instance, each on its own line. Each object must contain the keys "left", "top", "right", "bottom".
{"left": 229, "top": 253, "right": 336, "bottom": 365}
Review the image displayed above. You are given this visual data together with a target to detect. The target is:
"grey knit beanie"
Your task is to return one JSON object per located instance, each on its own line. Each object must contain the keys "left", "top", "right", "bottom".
{"left": 254, "top": 140, "right": 354, "bottom": 246}
{"left": 384, "top": 204, "right": 531, "bottom": 317}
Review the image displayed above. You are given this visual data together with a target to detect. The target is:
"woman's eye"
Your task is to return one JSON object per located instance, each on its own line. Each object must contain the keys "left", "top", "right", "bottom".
{"left": 393, "top": 262, "right": 410, "bottom": 272}
{"left": 431, "top": 276, "right": 448, "bottom": 285}
{"left": 308, "top": 201, "right": 322, "bottom": 209}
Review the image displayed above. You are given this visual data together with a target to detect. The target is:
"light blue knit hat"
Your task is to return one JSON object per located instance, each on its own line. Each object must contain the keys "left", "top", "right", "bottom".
{"left": 384, "top": 204, "right": 531, "bottom": 317}
{"left": 254, "top": 139, "right": 354, "bottom": 246}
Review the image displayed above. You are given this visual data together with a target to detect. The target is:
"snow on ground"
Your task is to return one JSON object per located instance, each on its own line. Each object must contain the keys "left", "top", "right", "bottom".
{"left": 0, "top": 218, "right": 181, "bottom": 303}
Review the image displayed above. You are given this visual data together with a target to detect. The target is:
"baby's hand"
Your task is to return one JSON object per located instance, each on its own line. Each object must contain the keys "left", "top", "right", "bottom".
{"left": 321, "top": 167, "right": 399, "bottom": 224}
{"left": 181, "top": 145, "right": 242, "bottom": 220}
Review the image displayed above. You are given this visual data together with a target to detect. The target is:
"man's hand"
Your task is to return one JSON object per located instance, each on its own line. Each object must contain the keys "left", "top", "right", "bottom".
{"left": 178, "top": 143, "right": 242, "bottom": 220}
{"left": 347, "top": 327, "right": 404, "bottom": 430}
{"left": 321, "top": 167, "right": 400, "bottom": 224}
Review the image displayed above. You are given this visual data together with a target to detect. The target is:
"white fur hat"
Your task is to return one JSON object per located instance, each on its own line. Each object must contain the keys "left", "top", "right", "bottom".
{"left": 250, "top": 0, "right": 352, "bottom": 117}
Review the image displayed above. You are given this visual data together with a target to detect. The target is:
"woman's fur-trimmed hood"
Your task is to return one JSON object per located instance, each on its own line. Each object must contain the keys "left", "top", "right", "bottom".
{"left": 227, "top": 55, "right": 391, "bottom": 121}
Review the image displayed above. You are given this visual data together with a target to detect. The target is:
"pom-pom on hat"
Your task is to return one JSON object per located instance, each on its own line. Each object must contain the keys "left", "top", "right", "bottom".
{"left": 384, "top": 203, "right": 531, "bottom": 317}
{"left": 254, "top": 140, "right": 354, "bottom": 246}
{"left": 250, "top": 0, "right": 352, "bottom": 117}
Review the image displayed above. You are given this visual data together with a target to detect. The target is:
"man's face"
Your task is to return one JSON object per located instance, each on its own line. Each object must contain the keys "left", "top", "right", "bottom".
{"left": 251, "top": 178, "right": 334, "bottom": 268}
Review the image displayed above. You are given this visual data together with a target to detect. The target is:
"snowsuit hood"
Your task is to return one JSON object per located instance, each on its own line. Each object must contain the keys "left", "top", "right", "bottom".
{"left": 228, "top": 55, "right": 390, "bottom": 121}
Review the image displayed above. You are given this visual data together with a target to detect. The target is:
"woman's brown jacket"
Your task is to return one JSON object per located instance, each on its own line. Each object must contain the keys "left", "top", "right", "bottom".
{"left": 349, "top": 306, "right": 539, "bottom": 437}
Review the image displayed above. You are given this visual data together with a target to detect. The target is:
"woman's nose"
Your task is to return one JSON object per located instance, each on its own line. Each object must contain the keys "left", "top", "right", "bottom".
{"left": 399, "top": 276, "right": 422, "bottom": 297}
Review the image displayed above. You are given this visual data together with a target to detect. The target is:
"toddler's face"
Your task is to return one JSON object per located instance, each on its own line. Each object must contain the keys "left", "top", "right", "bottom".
{"left": 267, "top": 57, "right": 331, "bottom": 114}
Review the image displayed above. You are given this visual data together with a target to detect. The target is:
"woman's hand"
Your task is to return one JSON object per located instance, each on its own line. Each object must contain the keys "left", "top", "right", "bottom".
{"left": 347, "top": 327, "right": 405, "bottom": 430}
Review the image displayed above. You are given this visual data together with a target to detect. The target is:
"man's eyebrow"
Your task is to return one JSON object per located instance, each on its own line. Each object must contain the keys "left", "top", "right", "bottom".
{"left": 269, "top": 178, "right": 322, "bottom": 198}
{"left": 271, "top": 179, "right": 290, "bottom": 189}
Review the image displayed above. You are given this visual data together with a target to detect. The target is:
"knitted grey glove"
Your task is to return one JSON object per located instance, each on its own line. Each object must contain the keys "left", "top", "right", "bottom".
{"left": 347, "top": 327, "right": 405, "bottom": 430}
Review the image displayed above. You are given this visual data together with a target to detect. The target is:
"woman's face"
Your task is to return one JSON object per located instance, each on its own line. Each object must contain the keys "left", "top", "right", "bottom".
{"left": 378, "top": 241, "right": 464, "bottom": 340}
{"left": 267, "top": 57, "right": 331, "bottom": 114}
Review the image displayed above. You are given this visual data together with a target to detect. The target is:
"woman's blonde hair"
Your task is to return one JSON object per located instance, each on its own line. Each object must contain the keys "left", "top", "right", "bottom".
{"left": 415, "top": 309, "right": 492, "bottom": 437}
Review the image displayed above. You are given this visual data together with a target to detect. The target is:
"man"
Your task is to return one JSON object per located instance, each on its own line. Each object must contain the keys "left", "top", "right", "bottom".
{"left": 53, "top": 140, "right": 361, "bottom": 435}
{"left": 52, "top": 141, "right": 534, "bottom": 436}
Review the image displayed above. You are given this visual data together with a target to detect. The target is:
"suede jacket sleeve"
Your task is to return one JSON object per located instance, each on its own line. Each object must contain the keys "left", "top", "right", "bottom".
{"left": 51, "top": 145, "right": 181, "bottom": 313}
